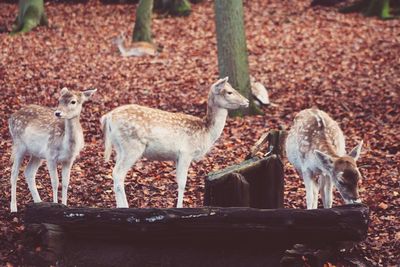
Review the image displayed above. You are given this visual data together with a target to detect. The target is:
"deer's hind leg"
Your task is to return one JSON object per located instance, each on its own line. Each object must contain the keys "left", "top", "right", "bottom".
{"left": 10, "top": 146, "right": 25, "bottom": 212}
{"left": 302, "top": 169, "right": 319, "bottom": 209}
{"left": 112, "top": 140, "right": 145, "bottom": 208}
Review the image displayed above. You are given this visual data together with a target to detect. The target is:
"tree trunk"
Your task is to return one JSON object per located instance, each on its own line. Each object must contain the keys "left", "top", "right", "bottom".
{"left": 154, "top": 0, "right": 191, "bottom": 16}
{"left": 340, "top": 0, "right": 395, "bottom": 19}
{"left": 214, "top": 0, "right": 261, "bottom": 116}
{"left": 11, "top": 0, "right": 48, "bottom": 35}
{"left": 132, "top": 0, "right": 154, "bottom": 43}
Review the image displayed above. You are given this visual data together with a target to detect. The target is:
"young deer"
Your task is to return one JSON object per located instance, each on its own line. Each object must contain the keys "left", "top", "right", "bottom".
{"left": 101, "top": 77, "right": 249, "bottom": 208}
{"left": 113, "top": 35, "right": 157, "bottom": 57}
{"left": 285, "top": 108, "right": 363, "bottom": 209}
{"left": 9, "top": 87, "right": 96, "bottom": 212}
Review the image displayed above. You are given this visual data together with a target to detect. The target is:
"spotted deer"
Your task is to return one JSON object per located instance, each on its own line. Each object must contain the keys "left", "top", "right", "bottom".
{"left": 285, "top": 108, "right": 363, "bottom": 209}
{"left": 101, "top": 77, "right": 249, "bottom": 208}
{"left": 113, "top": 35, "right": 157, "bottom": 57}
{"left": 9, "top": 88, "right": 96, "bottom": 212}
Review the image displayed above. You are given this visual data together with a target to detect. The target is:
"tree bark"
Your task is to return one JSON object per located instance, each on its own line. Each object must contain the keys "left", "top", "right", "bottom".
{"left": 11, "top": 0, "right": 48, "bottom": 35}
{"left": 132, "top": 0, "right": 154, "bottom": 43}
{"left": 214, "top": 0, "right": 261, "bottom": 116}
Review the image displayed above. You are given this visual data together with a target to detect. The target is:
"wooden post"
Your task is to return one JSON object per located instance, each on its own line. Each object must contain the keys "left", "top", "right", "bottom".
{"left": 204, "top": 130, "right": 285, "bottom": 208}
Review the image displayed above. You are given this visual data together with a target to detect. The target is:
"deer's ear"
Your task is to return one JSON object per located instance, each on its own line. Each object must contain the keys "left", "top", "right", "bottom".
{"left": 213, "top": 77, "right": 228, "bottom": 94}
{"left": 315, "top": 150, "right": 333, "bottom": 171}
{"left": 348, "top": 140, "right": 363, "bottom": 161}
{"left": 82, "top": 88, "right": 97, "bottom": 101}
{"left": 60, "top": 87, "right": 69, "bottom": 96}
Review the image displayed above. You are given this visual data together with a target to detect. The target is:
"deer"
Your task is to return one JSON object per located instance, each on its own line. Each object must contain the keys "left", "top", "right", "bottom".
{"left": 285, "top": 107, "right": 363, "bottom": 209}
{"left": 9, "top": 87, "right": 97, "bottom": 212}
{"left": 101, "top": 77, "right": 249, "bottom": 208}
{"left": 113, "top": 35, "right": 158, "bottom": 57}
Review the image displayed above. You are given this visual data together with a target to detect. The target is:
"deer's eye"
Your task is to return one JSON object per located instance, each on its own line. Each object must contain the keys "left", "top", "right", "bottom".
{"left": 70, "top": 100, "right": 77, "bottom": 105}
{"left": 227, "top": 91, "right": 233, "bottom": 95}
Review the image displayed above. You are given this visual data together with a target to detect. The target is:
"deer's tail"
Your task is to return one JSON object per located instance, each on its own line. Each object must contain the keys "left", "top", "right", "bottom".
{"left": 100, "top": 114, "right": 112, "bottom": 161}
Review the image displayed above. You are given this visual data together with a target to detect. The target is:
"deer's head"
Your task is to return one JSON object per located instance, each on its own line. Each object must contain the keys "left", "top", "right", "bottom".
{"left": 54, "top": 87, "right": 97, "bottom": 119}
{"left": 315, "top": 141, "right": 363, "bottom": 204}
{"left": 210, "top": 77, "right": 249, "bottom": 109}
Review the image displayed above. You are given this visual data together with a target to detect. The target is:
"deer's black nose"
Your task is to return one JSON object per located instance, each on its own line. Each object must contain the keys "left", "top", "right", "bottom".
{"left": 54, "top": 111, "right": 62, "bottom": 118}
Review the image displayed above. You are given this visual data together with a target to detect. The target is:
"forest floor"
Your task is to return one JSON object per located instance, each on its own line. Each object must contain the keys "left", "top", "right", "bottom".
{"left": 0, "top": 0, "right": 399, "bottom": 266}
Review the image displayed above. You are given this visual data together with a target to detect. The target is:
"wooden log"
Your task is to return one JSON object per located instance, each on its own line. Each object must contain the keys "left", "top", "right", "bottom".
{"left": 204, "top": 172, "right": 250, "bottom": 207}
{"left": 205, "top": 130, "right": 285, "bottom": 208}
{"left": 25, "top": 203, "right": 369, "bottom": 243}
{"left": 24, "top": 203, "right": 369, "bottom": 266}
{"left": 205, "top": 154, "right": 284, "bottom": 208}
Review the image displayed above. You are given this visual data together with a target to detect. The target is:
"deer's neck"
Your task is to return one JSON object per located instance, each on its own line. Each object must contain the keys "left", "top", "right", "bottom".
{"left": 204, "top": 99, "right": 228, "bottom": 144}
{"left": 63, "top": 116, "right": 84, "bottom": 152}
{"left": 117, "top": 43, "right": 128, "bottom": 56}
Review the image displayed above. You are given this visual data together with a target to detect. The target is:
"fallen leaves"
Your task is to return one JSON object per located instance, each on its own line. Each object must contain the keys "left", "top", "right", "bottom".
{"left": 0, "top": 0, "right": 399, "bottom": 266}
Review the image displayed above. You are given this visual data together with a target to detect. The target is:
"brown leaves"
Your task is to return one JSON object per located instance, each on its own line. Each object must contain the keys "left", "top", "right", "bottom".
{"left": 0, "top": 0, "right": 399, "bottom": 266}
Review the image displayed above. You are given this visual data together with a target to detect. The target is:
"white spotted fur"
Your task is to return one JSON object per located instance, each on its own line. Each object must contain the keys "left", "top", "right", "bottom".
{"left": 285, "top": 108, "right": 363, "bottom": 209}
{"left": 8, "top": 88, "right": 96, "bottom": 212}
{"left": 101, "top": 77, "right": 249, "bottom": 208}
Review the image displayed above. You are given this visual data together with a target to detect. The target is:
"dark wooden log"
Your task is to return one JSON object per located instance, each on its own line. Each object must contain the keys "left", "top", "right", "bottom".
{"left": 205, "top": 155, "right": 284, "bottom": 209}
{"left": 204, "top": 172, "right": 250, "bottom": 207}
{"left": 25, "top": 203, "right": 369, "bottom": 243}
{"left": 205, "top": 130, "right": 285, "bottom": 208}
{"left": 24, "top": 203, "right": 369, "bottom": 266}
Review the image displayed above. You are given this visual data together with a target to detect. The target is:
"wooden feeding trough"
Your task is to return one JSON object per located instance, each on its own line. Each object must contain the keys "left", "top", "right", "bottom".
{"left": 22, "top": 131, "right": 370, "bottom": 266}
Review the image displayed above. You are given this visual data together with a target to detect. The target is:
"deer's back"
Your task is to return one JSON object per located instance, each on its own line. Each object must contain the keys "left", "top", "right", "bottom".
{"left": 286, "top": 108, "right": 345, "bottom": 170}
{"left": 105, "top": 104, "right": 208, "bottom": 159}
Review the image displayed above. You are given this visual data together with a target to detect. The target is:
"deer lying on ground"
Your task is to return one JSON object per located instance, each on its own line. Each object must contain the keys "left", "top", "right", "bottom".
{"left": 101, "top": 77, "right": 249, "bottom": 208}
{"left": 113, "top": 35, "right": 158, "bottom": 57}
{"left": 9, "top": 88, "right": 96, "bottom": 212}
{"left": 285, "top": 107, "right": 363, "bottom": 209}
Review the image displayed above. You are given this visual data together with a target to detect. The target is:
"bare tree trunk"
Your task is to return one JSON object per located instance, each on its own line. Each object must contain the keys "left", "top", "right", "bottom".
{"left": 214, "top": 0, "right": 261, "bottom": 116}
{"left": 132, "top": 0, "right": 154, "bottom": 43}
{"left": 11, "top": 0, "right": 48, "bottom": 35}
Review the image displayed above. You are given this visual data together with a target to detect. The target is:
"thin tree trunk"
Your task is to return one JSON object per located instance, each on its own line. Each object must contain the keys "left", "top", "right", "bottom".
{"left": 11, "top": 0, "right": 47, "bottom": 35}
{"left": 214, "top": 0, "right": 261, "bottom": 116}
{"left": 132, "top": 0, "right": 154, "bottom": 43}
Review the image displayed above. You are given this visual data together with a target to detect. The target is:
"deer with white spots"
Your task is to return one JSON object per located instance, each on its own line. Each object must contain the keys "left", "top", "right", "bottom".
{"left": 285, "top": 108, "right": 363, "bottom": 209}
{"left": 9, "top": 88, "right": 97, "bottom": 212}
{"left": 101, "top": 77, "right": 249, "bottom": 208}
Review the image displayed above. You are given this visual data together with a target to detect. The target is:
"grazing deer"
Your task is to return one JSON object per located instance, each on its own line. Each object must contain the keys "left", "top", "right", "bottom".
{"left": 101, "top": 77, "right": 249, "bottom": 208}
{"left": 113, "top": 35, "right": 157, "bottom": 57}
{"left": 9, "top": 87, "right": 96, "bottom": 212}
{"left": 285, "top": 108, "right": 363, "bottom": 209}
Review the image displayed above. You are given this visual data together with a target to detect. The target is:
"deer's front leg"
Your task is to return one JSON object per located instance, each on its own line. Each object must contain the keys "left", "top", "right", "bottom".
{"left": 25, "top": 156, "right": 43, "bottom": 203}
{"left": 61, "top": 160, "right": 74, "bottom": 206}
{"left": 176, "top": 156, "right": 191, "bottom": 208}
{"left": 47, "top": 160, "right": 59, "bottom": 203}
{"left": 320, "top": 174, "right": 333, "bottom": 208}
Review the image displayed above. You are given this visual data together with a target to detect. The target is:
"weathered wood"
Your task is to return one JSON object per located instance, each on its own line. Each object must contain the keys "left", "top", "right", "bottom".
{"left": 205, "top": 130, "right": 285, "bottom": 208}
{"left": 204, "top": 172, "right": 250, "bottom": 207}
{"left": 25, "top": 203, "right": 369, "bottom": 243}
{"left": 24, "top": 203, "right": 369, "bottom": 266}
{"left": 206, "top": 155, "right": 284, "bottom": 209}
